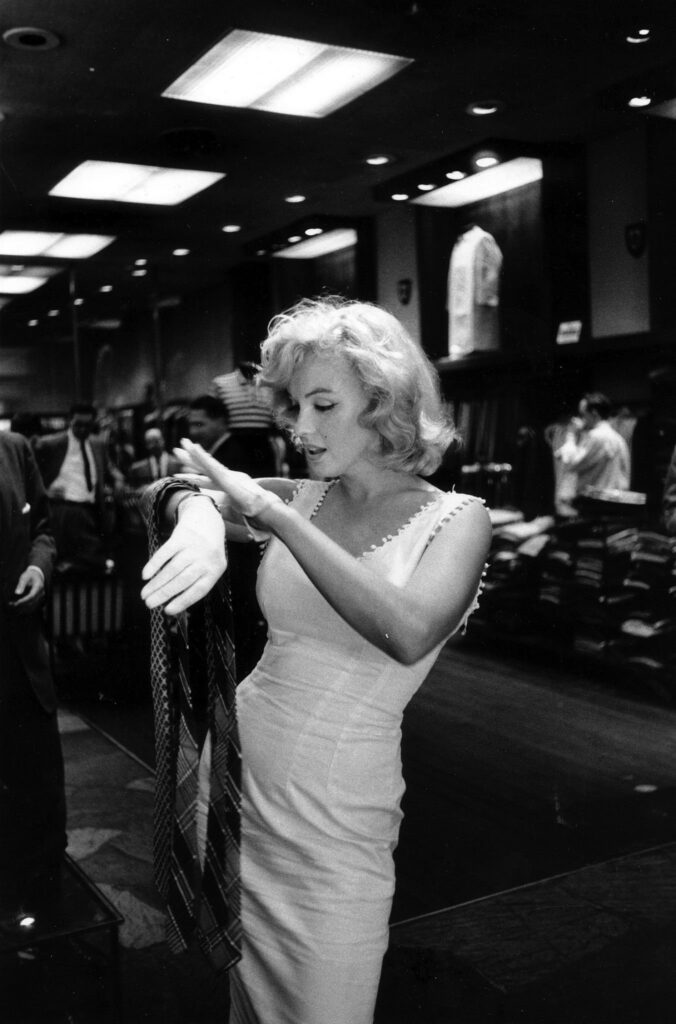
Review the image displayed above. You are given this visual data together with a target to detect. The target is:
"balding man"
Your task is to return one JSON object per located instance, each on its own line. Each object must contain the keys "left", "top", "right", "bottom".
{"left": 128, "top": 427, "right": 181, "bottom": 487}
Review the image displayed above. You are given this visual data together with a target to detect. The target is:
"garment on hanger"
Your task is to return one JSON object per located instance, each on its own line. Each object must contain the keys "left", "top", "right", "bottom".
{"left": 447, "top": 225, "right": 503, "bottom": 359}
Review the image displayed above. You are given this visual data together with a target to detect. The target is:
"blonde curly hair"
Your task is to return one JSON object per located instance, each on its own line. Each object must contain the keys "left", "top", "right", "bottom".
{"left": 257, "top": 296, "right": 456, "bottom": 477}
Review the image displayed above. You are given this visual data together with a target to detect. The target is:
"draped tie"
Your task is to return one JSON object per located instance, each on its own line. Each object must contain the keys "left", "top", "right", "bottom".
{"left": 141, "top": 478, "right": 241, "bottom": 971}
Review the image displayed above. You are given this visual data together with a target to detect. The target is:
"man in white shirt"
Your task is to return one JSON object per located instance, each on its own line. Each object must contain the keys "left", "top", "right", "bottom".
{"left": 555, "top": 392, "right": 630, "bottom": 496}
{"left": 34, "top": 403, "right": 124, "bottom": 572}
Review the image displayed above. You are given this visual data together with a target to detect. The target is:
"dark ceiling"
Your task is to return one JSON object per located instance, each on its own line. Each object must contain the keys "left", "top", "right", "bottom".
{"left": 2, "top": 0, "right": 676, "bottom": 341}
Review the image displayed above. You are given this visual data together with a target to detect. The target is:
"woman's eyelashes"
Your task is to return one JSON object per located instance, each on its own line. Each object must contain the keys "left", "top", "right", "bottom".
{"left": 285, "top": 399, "right": 335, "bottom": 418}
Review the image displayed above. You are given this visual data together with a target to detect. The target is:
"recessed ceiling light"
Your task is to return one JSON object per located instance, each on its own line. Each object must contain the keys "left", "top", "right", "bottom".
{"left": 285, "top": 194, "right": 306, "bottom": 204}
{"left": 446, "top": 170, "right": 466, "bottom": 181}
{"left": 47, "top": 309, "right": 59, "bottom": 317}
{"left": 414, "top": 156, "right": 543, "bottom": 209}
{"left": 28, "top": 319, "right": 39, "bottom": 326}
{"left": 221, "top": 224, "right": 241, "bottom": 233}
{"left": 305, "top": 227, "right": 323, "bottom": 236}
{"left": 173, "top": 248, "right": 190, "bottom": 256}
{"left": 0, "top": 230, "right": 115, "bottom": 258}
{"left": 74, "top": 298, "right": 84, "bottom": 306}
{"left": 99, "top": 284, "right": 113, "bottom": 292}
{"left": 466, "top": 100, "right": 502, "bottom": 116}
{"left": 3, "top": 26, "right": 61, "bottom": 51}
{"left": 162, "top": 29, "right": 412, "bottom": 119}
{"left": 417, "top": 183, "right": 436, "bottom": 191}
{"left": 475, "top": 155, "right": 499, "bottom": 169}
{"left": 391, "top": 193, "right": 409, "bottom": 201}
{"left": 132, "top": 268, "right": 147, "bottom": 277}
{"left": 626, "top": 28, "right": 650, "bottom": 44}
{"left": 49, "top": 161, "right": 224, "bottom": 205}
{"left": 273, "top": 228, "right": 357, "bottom": 259}
{"left": 628, "top": 95, "right": 651, "bottom": 108}
{"left": 135, "top": 258, "right": 148, "bottom": 266}
{"left": 366, "top": 154, "right": 393, "bottom": 166}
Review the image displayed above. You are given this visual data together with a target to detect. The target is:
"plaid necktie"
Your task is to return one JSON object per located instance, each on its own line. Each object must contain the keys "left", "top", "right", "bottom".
{"left": 141, "top": 478, "right": 241, "bottom": 972}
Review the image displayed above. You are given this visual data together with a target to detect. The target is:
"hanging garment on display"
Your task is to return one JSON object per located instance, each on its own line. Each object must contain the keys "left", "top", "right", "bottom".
{"left": 141, "top": 478, "right": 241, "bottom": 973}
{"left": 447, "top": 225, "right": 503, "bottom": 359}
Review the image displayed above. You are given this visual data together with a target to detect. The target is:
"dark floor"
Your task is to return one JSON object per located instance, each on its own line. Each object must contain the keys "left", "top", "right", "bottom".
{"left": 5, "top": 628, "right": 676, "bottom": 1022}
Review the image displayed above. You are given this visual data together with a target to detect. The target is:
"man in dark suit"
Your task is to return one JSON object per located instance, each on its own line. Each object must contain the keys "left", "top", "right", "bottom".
{"left": 187, "top": 394, "right": 252, "bottom": 472}
{"left": 128, "top": 426, "right": 181, "bottom": 488}
{"left": 0, "top": 430, "right": 67, "bottom": 913}
{"left": 188, "top": 395, "right": 267, "bottom": 680}
{"left": 33, "top": 402, "right": 124, "bottom": 572}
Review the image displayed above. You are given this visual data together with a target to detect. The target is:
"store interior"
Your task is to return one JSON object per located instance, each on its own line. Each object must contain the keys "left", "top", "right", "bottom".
{"left": 1, "top": 1, "right": 676, "bottom": 1021}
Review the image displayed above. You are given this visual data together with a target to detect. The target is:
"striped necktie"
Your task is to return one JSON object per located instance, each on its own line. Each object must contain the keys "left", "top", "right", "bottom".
{"left": 142, "top": 479, "right": 241, "bottom": 971}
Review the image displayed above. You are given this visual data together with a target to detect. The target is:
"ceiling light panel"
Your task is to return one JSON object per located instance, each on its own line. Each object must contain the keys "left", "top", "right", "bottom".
{"left": 273, "top": 227, "right": 357, "bottom": 259}
{"left": 0, "top": 231, "right": 115, "bottom": 258}
{"left": 414, "top": 157, "right": 543, "bottom": 208}
{"left": 49, "top": 161, "right": 224, "bottom": 205}
{"left": 0, "top": 265, "right": 59, "bottom": 294}
{"left": 162, "top": 29, "right": 412, "bottom": 118}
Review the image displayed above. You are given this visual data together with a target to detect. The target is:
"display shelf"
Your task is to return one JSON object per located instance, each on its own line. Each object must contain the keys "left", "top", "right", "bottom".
{"left": 474, "top": 510, "right": 676, "bottom": 700}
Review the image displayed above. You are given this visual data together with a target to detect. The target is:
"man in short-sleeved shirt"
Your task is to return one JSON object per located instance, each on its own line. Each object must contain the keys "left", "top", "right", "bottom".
{"left": 556, "top": 392, "right": 630, "bottom": 494}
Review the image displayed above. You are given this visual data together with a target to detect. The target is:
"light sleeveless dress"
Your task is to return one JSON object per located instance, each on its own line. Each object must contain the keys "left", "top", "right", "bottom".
{"left": 229, "top": 480, "right": 484, "bottom": 1024}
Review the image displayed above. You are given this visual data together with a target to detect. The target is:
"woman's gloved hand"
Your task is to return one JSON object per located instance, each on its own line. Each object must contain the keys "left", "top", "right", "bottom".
{"left": 141, "top": 492, "right": 226, "bottom": 615}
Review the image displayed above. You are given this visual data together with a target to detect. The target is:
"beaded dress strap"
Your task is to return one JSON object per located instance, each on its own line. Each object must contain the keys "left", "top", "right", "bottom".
{"left": 425, "top": 493, "right": 489, "bottom": 634}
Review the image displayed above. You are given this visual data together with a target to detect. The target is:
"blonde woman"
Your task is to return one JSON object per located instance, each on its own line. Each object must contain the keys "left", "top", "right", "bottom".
{"left": 142, "top": 297, "right": 491, "bottom": 1024}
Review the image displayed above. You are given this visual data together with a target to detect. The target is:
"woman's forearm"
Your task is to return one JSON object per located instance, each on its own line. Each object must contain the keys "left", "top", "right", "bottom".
{"left": 261, "top": 501, "right": 487, "bottom": 664}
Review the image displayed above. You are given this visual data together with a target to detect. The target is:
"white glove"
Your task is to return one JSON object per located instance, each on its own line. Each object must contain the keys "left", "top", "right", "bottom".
{"left": 141, "top": 493, "right": 226, "bottom": 615}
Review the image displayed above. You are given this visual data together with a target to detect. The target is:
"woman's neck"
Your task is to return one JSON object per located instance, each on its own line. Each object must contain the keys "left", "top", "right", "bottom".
{"left": 334, "top": 465, "right": 419, "bottom": 506}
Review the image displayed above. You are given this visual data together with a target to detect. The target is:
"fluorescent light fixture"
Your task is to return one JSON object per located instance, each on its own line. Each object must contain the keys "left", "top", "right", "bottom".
{"left": 285, "top": 194, "right": 306, "bottom": 204}
{"left": 273, "top": 227, "right": 357, "bottom": 259}
{"left": 305, "top": 227, "right": 323, "bottom": 236}
{"left": 366, "top": 154, "right": 392, "bottom": 166}
{"left": 49, "top": 161, "right": 224, "bottom": 205}
{"left": 475, "top": 155, "right": 499, "bottom": 168}
{"left": 649, "top": 96, "right": 676, "bottom": 119}
{"left": 391, "top": 193, "right": 409, "bottom": 201}
{"left": 628, "top": 95, "right": 651, "bottom": 108}
{"left": 162, "top": 29, "right": 412, "bottom": 118}
{"left": 0, "top": 230, "right": 115, "bottom": 258}
{"left": 0, "top": 265, "right": 58, "bottom": 294}
{"left": 414, "top": 156, "right": 543, "bottom": 208}
{"left": 221, "top": 224, "right": 241, "bottom": 233}
{"left": 99, "top": 284, "right": 113, "bottom": 292}
{"left": 446, "top": 170, "right": 466, "bottom": 180}
{"left": 173, "top": 248, "right": 190, "bottom": 256}
{"left": 417, "top": 183, "right": 436, "bottom": 191}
